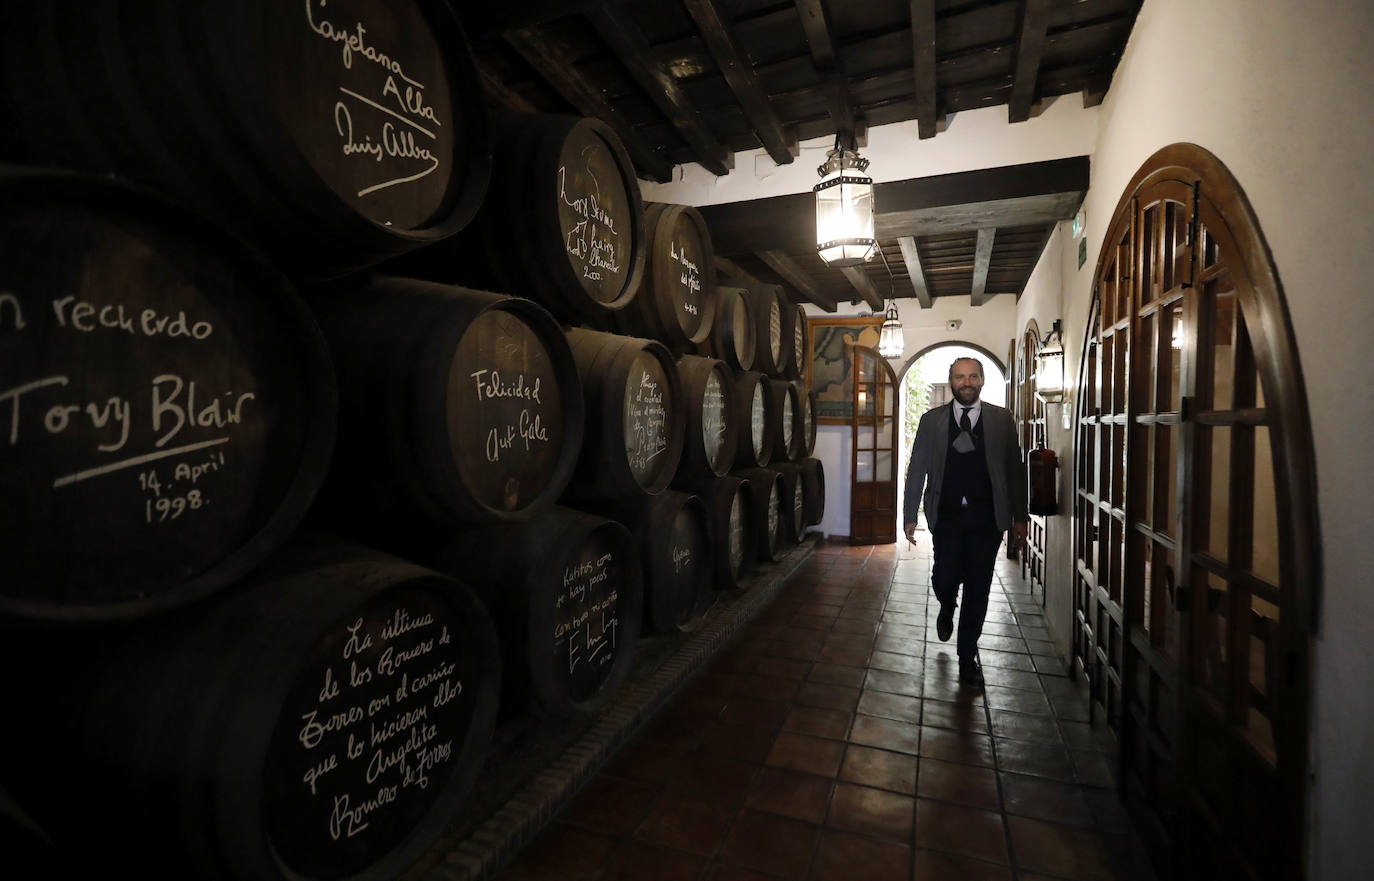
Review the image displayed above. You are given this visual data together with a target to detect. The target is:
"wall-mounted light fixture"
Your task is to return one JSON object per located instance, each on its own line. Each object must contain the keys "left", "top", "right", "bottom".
{"left": 877, "top": 300, "right": 904, "bottom": 358}
{"left": 1036, "top": 319, "right": 1067, "bottom": 403}
{"left": 814, "top": 132, "right": 875, "bottom": 267}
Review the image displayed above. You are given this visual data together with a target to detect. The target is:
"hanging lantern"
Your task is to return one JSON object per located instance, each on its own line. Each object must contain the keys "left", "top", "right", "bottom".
{"left": 814, "top": 135, "right": 875, "bottom": 267}
{"left": 1036, "top": 319, "right": 1067, "bottom": 403}
{"left": 877, "top": 300, "right": 904, "bottom": 359}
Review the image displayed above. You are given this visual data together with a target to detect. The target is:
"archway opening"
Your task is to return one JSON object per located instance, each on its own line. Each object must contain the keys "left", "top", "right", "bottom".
{"left": 896, "top": 344, "right": 1007, "bottom": 534}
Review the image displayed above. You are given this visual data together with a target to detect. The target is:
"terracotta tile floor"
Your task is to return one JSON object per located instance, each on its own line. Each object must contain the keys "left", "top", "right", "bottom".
{"left": 497, "top": 539, "right": 1158, "bottom": 881}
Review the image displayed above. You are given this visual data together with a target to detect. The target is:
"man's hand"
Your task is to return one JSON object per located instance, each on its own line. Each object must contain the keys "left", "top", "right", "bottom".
{"left": 1012, "top": 521, "right": 1029, "bottom": 551}
{"left": 904, "top": 522, "right": 919, "bottom": 546}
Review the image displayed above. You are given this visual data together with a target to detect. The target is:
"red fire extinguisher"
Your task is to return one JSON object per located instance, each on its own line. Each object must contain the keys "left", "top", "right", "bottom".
{"left": 1028, "top": 447, "right": 1058, "bottom": 515}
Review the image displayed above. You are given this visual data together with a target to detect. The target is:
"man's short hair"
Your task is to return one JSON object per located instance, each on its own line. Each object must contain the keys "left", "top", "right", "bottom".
{"left": 948, "top": 356, "right": 985, "bottom": 380}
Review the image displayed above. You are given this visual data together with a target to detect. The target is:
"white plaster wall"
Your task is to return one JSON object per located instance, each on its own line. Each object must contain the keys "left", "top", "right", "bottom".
{"left": 642, "top": 97, "right": 1100, "bottom": 206}
{"left": 1044, "top": 1, "right": 1374, "bottom": 876}
{"left": 813, "top": 425, "right": 850, "bottom": 537}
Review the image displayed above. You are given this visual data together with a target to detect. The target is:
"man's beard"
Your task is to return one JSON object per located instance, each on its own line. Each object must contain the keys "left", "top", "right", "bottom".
{"left": 954, "top": 386, "right": 981, "bottom": 404}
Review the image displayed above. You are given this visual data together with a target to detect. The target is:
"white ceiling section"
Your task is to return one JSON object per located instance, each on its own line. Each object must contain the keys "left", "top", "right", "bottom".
{"left": 641, "top": 96, "right": 1101, "bottom": 207}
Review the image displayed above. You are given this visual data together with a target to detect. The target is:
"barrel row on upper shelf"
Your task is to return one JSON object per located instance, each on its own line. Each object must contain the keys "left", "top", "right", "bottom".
{"left": 0, "top": 1, "right": 816, "bottom": 347}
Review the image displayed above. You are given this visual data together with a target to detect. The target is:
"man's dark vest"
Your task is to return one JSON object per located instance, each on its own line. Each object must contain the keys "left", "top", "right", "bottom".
{"left": 939, "top": 404, "right": 994, "bottom": 515}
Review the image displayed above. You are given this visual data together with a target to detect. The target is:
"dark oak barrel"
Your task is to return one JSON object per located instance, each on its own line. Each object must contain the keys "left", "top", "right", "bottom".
{"left": 769, "top": 463, "right": 807, "bottom": 544}
{"left": 397, "top": 113, "right": 646, "bottom": 326}
{"left": 794, "top": 382, "right": 818, "bottom": 458}
{"left": 734, "top": 467, "right": 787, "bottom": 563}
{"left": 676, "top": 355, "right": 737, "bottom": 479}
{"left": 746, "top": 284, "right": 790, "bottom": 376}
{"left": 615, "top": 203, "right": 716, "bottom": 350}
{"left": 433, "top": 506, "right": 643, "bottom": 717}
{"left": 706, "top": 286, "right": 757, "bottom": 371}
{"left": 0, "top": 172, "right": 335, "bottom": 623}
{"left": 784, "top": 304, "right": 811, "bottom": 381}
{"left": 590, "top": 490, "right": 714, "bottom": 634}
{"left": 768, "top": 378, "right": 803, "bottom": 464}
{"left": 731, "top": 370, "right": 777, "bottom": 469}
{"left": 564, "top": 328, "right": 684, "bottom": 499}
{"left": 800, "top": 457, "right": 827, "bottom": 527}
{"left": 309, "top": 279, "right": 582, "bottom": 543}
{"left": 0, "top": 537, "right": 501, "bottom": 881}
{"left": 676, "top": 475, "right": 756, "bottom": 593}
{"left": 0, "top": 0, "right": 491, "bottom": 280}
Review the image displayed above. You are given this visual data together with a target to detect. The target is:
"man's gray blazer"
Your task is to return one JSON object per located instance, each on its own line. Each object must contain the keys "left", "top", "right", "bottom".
{"left": 902, "top": 401, "right": 1029, "bottom": 531}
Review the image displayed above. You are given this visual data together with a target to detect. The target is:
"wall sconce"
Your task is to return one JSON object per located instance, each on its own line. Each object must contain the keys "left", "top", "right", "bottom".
{"left": 1036, "top": 319, "right": 1067, "bottom": 403}
{"left": 877, "top": 300, "right": 904, "bottom": 358}
{"left": 814, "top": 132, "right": 875, "bottom": 267}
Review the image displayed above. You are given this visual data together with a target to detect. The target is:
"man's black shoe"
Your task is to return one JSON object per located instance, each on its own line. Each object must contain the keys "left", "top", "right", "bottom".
{"left": 958, "top": 659, "right": 985, "bottom": 689}
{"left": 936, "top": 602, "right": 955, "bottom": 642}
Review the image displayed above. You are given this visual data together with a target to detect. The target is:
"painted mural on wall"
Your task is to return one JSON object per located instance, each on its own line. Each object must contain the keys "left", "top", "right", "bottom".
{"left": 807, "top": 316, "right": 881, "bottom": 423}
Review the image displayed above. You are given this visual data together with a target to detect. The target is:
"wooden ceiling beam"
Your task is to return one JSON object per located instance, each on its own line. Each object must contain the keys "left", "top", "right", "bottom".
{"left": 460, "top": 1, "right": 602, "bottom": 37}
{"left": 757, "top": 250, "right": 837, "bottom": 312}
{"left": 793, "top": 0, "right": 859, "bottom": 139}
{"left": 1009, "top": 0, "right": 1051, "bottom": 123}
{"left": 475, "top": 58, "right": 537, "bottom": 112}
{"left": 897, "top": 236, "right": 933, "bottom": 309}
{"left": 700, "top": 157, "right": 1088, "bottom": 253}
{"left": 876, "top": 191, "right": 1084, "bottom": 238}
{"left": 682, "top": 0, "right": 798, "bottom": 166}
{"left": 1082, "top": 70, "right": 1113, "bottom": 107}
{"left": 586, "top": 8, "right": 733, "bottom": 176}
{"left": 909, "top": 0, "right": 941, "bottom": 140}
{"left": 714, "top": 256, "right": 764, "bottom": 286}
{"left": 504, "top": 27, "right": 674, "bottom": 182}
{"left": 969, "top": 228, "right": 996, "bottom": 306}
{"left": 840, "top": 266, "right": 884, "bottom": 311}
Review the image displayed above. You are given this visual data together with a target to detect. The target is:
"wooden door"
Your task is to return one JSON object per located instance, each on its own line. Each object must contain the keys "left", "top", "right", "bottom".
{"left": 849, "top": 344, "right": 899, "bottom": 545}
{"left": 1073, "top": 144, "right": 1317, "bottom": 880}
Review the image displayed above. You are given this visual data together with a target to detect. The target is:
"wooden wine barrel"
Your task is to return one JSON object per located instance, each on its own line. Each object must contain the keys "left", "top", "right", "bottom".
{"left": 746, "top": 284, "right": 790, "bottom": 376}
{"left": 769, "top": 463, "right": 807, "bottom": 544}
{"left": 676, "top": 355, "right": 737, "bottom": 479}
{"left": 433, "top": 507, "right": 642, "bottom": 717}
{"left": 310, "top": 279, "right": 582, "bottom": 544}
{"left": 614, "top": 203, "right": 716, "bottom": 350}
{"left": 564, "top": 328, "right": 685, "bottom": 499}
{"left": 731, "top": 370, "right": 777, "bottom": 469}
{"left": 800, "top": 457, "right": 827, "bottom": 526}
{"left": 793, "top": 381, "right": 818, "bottom": 458}
{"left": 768, "top": 378, "right": 803, "bottom": 464}
{"left": 453, "top": 113, "right": 647, "bottom": 326}
{"left": 735, "top": 467, "right": 787, "bottom": 563}
{"left": 0, "top": 537, "right": 501, "bottom": 881}
{"left": 784, "top": 304, "right": 811, "bottom": 381}
{"left": 707, "top": 286, "right": 757, "bottom": 371}
{"left": 591, "top": 491, "right": 714, "bottom": 634}
{"left": 676, "top": 476, "right": 756, "bottom": 593}
{"left": 0, "top": 171, "right": 335, "bottom": 623}
{"left": 0, "top": 0, "right": 491, "bottom": 280}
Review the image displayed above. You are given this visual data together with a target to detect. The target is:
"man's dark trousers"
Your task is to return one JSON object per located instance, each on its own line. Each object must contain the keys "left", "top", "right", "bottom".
{"left": 931, "top": 502, "right": 1003, "bottom": 661}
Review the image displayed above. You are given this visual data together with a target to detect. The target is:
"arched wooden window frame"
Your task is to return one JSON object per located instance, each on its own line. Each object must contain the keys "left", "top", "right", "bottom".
{"left": 1071, "top": 143, "right": 1320, "bottom": 880}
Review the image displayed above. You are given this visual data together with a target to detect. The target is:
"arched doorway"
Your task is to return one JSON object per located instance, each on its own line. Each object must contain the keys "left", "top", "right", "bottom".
{"left": 1073, "top": 144, "right": 1318, "bottom": 880}
{"left": 895, "top": 343, "right": 1007, "bottom": 536}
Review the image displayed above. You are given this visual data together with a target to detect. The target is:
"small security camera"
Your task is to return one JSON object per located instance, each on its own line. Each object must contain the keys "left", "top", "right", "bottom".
{"left": 946, "top": 319, "right": 962, "bottom": 331}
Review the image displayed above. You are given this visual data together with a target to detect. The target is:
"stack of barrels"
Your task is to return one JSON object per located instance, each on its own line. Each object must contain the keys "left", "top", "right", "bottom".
{"left": 706, "top": 282, "right": 824, "bottom": 572}
{"left": 0, "top": 2, "right": 825, "bottom": 877}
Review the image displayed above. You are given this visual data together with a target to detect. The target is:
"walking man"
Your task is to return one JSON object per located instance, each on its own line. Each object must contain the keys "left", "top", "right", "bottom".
{"left": 903, "top": 357, "right": 1028, "bottom": 688}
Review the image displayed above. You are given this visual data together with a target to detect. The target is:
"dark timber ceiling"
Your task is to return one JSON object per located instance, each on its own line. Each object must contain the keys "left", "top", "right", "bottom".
{"left": 457, "top": 1, "right": 1135, "bottom": 309}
